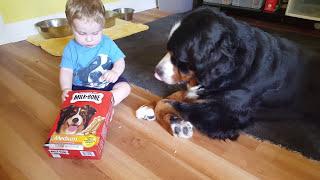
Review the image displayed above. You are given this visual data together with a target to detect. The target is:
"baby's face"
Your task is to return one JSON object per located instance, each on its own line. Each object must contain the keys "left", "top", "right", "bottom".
{"left": 72, "top": 18, "right": 103, "bottom": 48}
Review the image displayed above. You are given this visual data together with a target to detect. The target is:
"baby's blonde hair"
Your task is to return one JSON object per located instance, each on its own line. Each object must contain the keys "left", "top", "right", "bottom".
{"left": 65, "top": 0, "right": 105, "bottom": 26}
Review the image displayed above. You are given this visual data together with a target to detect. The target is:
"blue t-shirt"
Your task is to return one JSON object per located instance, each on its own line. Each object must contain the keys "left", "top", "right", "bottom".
{"left": 60, "top": 35, "right": 125, "bottom": 89}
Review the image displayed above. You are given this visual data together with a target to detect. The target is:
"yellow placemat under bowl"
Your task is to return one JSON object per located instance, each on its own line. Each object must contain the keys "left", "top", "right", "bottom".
{"left": 27, "top": 19, "right": 149, "bottom": 56}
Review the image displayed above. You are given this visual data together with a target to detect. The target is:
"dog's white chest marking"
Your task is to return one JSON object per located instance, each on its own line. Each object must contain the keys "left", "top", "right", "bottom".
{"left": 186, "top": 85, "right": 202, "bottom": 99}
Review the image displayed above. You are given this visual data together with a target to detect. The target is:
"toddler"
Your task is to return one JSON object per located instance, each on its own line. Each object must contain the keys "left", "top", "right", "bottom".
{"left": 60, "top": 0, "right": 131, "bottom": 106}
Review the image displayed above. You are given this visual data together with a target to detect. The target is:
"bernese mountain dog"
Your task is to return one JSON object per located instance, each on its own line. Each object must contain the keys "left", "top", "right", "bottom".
{"left": 56, "top": 105, "right": 96, "bottom": 135}
{"left": 136, "top": 7, "right": 320, "bottom": 140}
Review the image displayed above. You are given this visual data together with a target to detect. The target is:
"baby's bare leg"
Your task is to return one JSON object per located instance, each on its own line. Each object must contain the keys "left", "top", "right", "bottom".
{"left": 110, "top": 82, "right": 131, "bottom": 106}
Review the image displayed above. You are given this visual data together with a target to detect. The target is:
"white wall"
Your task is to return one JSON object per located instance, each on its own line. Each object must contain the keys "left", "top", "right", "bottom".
{"left": 0, "top": 0, "right": 156, "bottom": 45}
{"left": 158, "top": 0, "right": 193, "bottom": 13}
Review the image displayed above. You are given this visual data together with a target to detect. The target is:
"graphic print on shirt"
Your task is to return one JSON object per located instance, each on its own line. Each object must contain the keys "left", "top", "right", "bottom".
{"left": 76, "top": 54, "right": 113, "bottom": 88}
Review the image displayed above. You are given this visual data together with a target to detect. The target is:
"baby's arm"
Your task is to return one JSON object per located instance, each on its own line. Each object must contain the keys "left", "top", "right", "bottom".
{"left": 102, "top": 59, "right": 125, "bottom": 83}
{"left": 60, "top": 68, "right": 73, "bottom": 101}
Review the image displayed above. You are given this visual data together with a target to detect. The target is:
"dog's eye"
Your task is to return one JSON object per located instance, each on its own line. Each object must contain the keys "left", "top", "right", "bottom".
{"left": 170, "top": 55, "right": 190, "bottom": 73}
{"left": 170, "top": 55, "right": 178, "bottom": 65}
{"left": 177, "top": 61, "right": 191, "bottom": 73}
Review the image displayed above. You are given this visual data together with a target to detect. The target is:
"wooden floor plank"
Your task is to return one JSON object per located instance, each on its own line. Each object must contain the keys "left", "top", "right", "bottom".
{"left": 94, "top": 142, "right": 161, "bottom": 180}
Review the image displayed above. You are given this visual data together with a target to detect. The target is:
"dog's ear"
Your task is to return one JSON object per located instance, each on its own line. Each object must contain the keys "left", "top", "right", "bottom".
{"left": 82, "top": 105, "right": 96, "bottom": 128}
{"left": 191, "top": 29, "right": 239, "bottom": 90}
{"left": 56, "top": 105, "right": 75, "bottom": 133}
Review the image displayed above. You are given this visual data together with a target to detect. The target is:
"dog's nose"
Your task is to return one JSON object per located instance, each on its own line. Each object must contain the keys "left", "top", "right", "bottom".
{"left": 72, "top": 118, "right": 79, "bottom": 123}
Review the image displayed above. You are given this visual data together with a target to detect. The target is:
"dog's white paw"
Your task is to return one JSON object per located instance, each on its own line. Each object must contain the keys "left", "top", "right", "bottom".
{"left": 136, "top": 105, "right": 156, "bottom": 121}
{"left": 170, "top": 119, "right": 193, "bottom": 139}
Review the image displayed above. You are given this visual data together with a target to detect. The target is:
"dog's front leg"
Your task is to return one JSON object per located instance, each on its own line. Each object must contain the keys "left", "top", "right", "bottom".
{"left": 154, "top": 99, "right": 193, "bottom": 138}
{"left": 136, "top": 91, "right": 193, "bottom": 138}
{"left": 135, "top": 90, "right": 185, "bottom": 121}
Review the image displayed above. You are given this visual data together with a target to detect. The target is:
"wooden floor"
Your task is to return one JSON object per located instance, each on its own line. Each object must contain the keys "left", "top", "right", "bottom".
{"left": 0, "top": 9, "right": 319, "bottom": 180}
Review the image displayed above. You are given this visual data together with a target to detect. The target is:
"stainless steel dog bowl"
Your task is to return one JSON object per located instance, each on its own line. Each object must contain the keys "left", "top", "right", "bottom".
{"left": 35, "top": 18, "right": 72, "bottom": 39}
{"left": 105, "top": 10, "right": 120, "bottom": 28}
{"left": 112, "top": 8, "right": 135, "bottom": 21}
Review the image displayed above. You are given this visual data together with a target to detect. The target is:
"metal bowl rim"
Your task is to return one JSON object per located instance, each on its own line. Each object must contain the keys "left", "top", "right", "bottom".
{"left": 35, "top": 18, "right": 69, "bottom": 28}
{"left": 112, "top": 8, "right": 135, "bottom": 13}
{"left": 105, "top": 10, "right": 121, "bottom": 18}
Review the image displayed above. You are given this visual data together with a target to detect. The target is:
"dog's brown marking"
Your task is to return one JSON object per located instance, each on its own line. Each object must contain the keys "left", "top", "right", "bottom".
{"left": 172, "top": 68, "right": 197, "bottom": 85}
{"left": 153, "top": 91, "right": 187, "bottom": 132}
{"left": 186, "top": 76, "right": 198, "bottom": 87}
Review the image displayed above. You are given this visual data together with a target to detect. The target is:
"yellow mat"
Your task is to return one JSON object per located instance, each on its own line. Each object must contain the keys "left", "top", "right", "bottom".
{"left": 27, "top": 19, "right": 149, "bottom": 56}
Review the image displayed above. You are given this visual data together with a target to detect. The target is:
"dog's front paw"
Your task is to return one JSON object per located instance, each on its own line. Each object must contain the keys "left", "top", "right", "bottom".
{"left": 170, "top": 116, "right": 193, "bottom": 138}
{"left": 136, "top": 105, "right": 156, "bottom": 121}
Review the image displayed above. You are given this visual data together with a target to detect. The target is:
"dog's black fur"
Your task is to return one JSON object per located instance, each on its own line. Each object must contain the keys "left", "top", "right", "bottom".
{"left": 167, "top": 8, "right": 320, "bottom": 140}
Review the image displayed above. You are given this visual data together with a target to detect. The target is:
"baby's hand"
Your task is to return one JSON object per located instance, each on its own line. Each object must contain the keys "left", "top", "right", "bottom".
{"left": 61, "top": 89, "right": 71, "bottom": 102}
{"left": 101, "top": 70, "right": 119, "bottom": 83}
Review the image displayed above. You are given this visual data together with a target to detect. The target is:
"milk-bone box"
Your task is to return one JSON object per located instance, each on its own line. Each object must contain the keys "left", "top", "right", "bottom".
{"left": 44, "top": 90, "right": 113, "bottom": 159}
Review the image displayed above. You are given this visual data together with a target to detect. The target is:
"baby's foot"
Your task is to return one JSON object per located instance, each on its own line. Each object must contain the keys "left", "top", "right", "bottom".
{"left": 136, "top": 105, "right": 156, "bottom": 121}
{"left": 170, "top": 116, "right": 193, "bottom": 138}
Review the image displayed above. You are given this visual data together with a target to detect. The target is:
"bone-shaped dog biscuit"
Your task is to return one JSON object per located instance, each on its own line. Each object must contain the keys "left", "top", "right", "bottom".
{"left": 81, "top": 116, "right": 105, "bottom": 135}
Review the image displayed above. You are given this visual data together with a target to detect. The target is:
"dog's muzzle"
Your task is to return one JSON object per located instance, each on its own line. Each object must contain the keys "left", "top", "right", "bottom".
{"left": 154, "top": 67, "right": 163, "bottom": 81}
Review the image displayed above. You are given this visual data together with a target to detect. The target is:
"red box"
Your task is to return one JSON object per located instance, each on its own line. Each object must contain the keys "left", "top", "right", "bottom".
{"left": 264, "top": 0, "right": 280, "bottom": 13}
{"left": 44, "top": 90, "right": 113, "bottom": 159}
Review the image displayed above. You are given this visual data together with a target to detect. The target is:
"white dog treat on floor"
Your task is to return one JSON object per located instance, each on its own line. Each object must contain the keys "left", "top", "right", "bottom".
{"left": 136, "top": 105, "right": 156, "bottom": 121}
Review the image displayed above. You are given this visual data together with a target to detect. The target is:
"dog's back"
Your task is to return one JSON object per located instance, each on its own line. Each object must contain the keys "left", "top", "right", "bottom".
{"left": 239, "top": 25, "right": 320, "bottom": 121}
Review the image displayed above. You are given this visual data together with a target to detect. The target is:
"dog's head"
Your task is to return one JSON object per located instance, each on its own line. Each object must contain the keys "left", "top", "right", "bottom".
{"left": 155, "top": 7, "right": 253, "bottom": 91}
{"left": 56, "top": 105, "right": 96, "bottom": 134}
